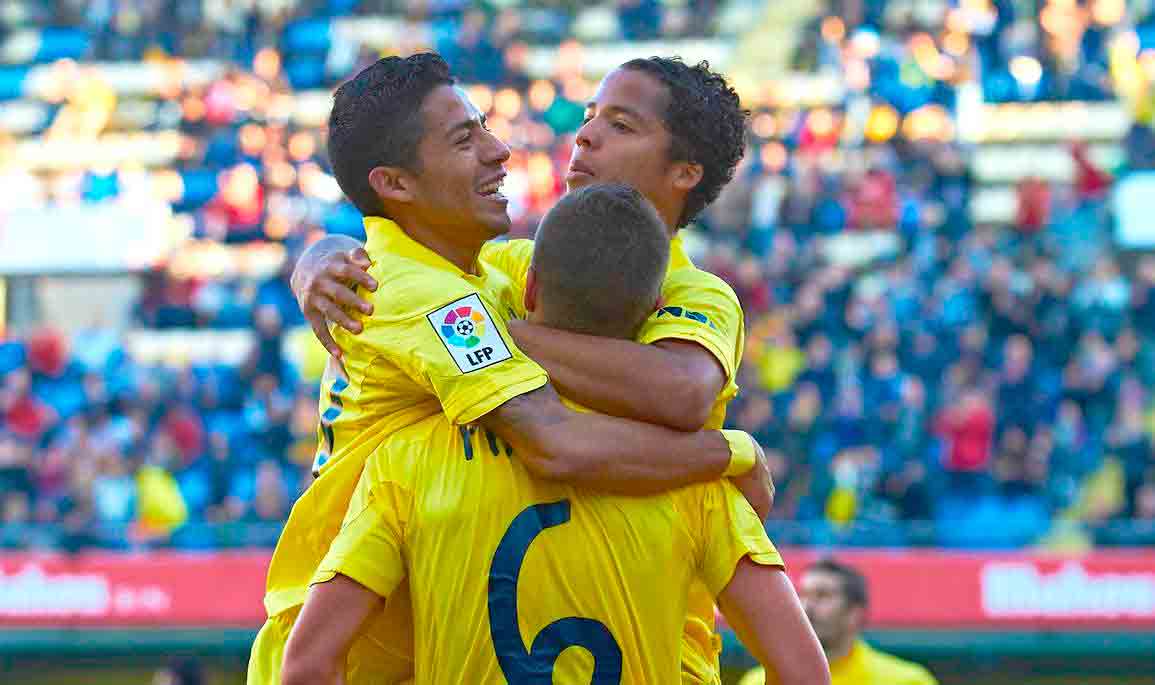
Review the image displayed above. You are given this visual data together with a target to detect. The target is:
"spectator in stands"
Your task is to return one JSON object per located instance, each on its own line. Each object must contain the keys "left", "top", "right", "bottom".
{"left": 739, "top": 558, "right": 937, "bottom": 685}
{"left": 934, "top": 387, "right": 995, "bottom": 493}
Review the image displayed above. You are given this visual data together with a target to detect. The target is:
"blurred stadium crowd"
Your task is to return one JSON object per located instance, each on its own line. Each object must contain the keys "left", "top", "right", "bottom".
{"left": 4, "top": 0, "right": 1155, "bottom": 552}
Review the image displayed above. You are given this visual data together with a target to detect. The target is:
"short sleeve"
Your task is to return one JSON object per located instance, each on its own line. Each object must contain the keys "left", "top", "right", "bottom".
{"left": 311, "top": 468, "right": 412, "bottom": 600}
{"left": 357, "top": 290, "right": 548, "bottom": 426}
{"left": 692, "top": 480, "right": 784, "bottom": 598}
{"left": 480, "top": 239, "right": 535, "bottom": 291}
{"left": 638, "top": 269, "right": 744, "bottom": 384}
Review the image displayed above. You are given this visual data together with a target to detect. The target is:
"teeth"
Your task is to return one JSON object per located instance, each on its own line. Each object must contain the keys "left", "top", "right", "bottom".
{"left": 480, "top": 178, "right": 505, "bottom": 195}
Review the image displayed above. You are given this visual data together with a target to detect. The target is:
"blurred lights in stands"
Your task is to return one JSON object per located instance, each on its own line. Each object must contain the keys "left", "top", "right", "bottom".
{"left": 821, "top": 16, "right": 845, "bottom": 45}
{"left": 528, "top": 80, "right": 556, "bottom": 112}
{"left": 466, "top": 85, "right": 493, "bottom": 114}
{"left": 265, "top": 162, "right": 296, "bottom": 191}
{"left": 152, "top": 170, "right": 185, "bottom": 202}
{"left": 751, "top": 112, "right": 776, "bottom": 139}
{"left": 264, "top": 214, "right": 291, "bottom": 241}
{"left": 760, "top": 141, "right": 787, "bottom": 172}
{"left": 865, "top": 105, "right": 900, "bottom": 143}
{"left": 288, "top": 132, "right": 315, "bottom": 162}
{"left": 849, "top": 28, "right": 881, "bottom": 60}
{"left": 942, "top": 31, "right": 970, "bottom": 57}
{"left": 527, "top": 152, "right": 554, "bottom": 197}
{"left": 1010, "top": 56, "right": 1044, "bottom": 87}
{"left": 494, "top": 88, "right": 522, "bottom": 120}
{"left": 181, "top": 95, "right": 206, "bottom": 123}
{"left": 253, "top": 48, "right": 282, "bottom": 82}
{"left": 845, "top": 58, "right": 871, "bottom": 91}
{"left": 239, "top": 124, "right": 267, "bottom": 156}
{"left": 807, "top": 108, "right": 837, "bottom": 139}
{"left": 903, "top": 105, "right": 954, "bottom": 142}
{"left": 1091, "top": 0, "right": 1125, "bottom": 26}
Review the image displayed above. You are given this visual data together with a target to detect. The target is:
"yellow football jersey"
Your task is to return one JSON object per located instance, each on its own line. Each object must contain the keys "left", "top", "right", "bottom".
{"left": 738, "top": 639, "right": 938, "bottom": 685}
{"left": 314, "top": 412, "right": 782, "bottom": 684}
{"left": 262, "top": 217, "right": 547, "bottom": 619}
{"left": 482, "top": 234, "right": 746, "bottom": 683}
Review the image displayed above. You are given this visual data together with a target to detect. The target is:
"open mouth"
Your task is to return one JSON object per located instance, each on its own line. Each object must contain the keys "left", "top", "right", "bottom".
{"left": 478, "top": 175, "right": 507, "bottom": 203}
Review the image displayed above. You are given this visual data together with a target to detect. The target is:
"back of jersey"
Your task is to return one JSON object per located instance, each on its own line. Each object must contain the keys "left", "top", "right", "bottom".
{"left": 394, "top": 417, "right": 699, "bottom": 684}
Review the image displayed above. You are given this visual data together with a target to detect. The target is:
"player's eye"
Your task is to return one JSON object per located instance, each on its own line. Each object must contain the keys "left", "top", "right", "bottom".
{"left": 612, "top": 120, "right": 631, "bottom": 133}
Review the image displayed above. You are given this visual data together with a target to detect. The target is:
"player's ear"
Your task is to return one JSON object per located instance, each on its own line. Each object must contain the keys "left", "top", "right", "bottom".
{"left": 524, "top": 267, "right": 538, "bottom": 313}
{"left": 671, "top": 160, "right": 703, "bottom": 193}
{"left": 368, "top": 166, "right": 416, "bottom": 204}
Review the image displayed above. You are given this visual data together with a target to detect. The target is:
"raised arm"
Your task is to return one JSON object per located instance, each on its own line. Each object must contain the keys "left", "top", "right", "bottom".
{"left": 291, "top": 234, "right": 377, "bottom": 357}
{"left": 479, "top": 384, "right": 759, "bottom": 495}
{"left": 509, "top": 322, "right": 724, "bottom": 432}
{"left": 718, "top": 560, "right": 830, "bottom": 685}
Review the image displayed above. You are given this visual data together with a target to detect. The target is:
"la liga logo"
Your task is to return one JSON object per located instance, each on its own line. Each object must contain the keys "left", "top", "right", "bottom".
{"left": 441, "top": 306, "right": 486, "bottom": 348}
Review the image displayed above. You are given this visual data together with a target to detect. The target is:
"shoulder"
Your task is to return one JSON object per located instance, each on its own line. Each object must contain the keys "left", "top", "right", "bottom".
{"left": 365, "top": 256, "right": 477, "bottom": 322}
{"left": 660, "top": 266, "right": 742, "bottom": 313}
{"left": 864, "top": 644, "right": 938, "bottom": 685}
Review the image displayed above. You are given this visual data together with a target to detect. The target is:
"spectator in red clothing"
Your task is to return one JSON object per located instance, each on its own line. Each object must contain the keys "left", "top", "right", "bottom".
{"left": 1, "top": 369, "right": 56, "bottom": 441}
{"left": 1015, "top": 176, "right": 1051, "bottom": 234}
{"left": 848, "top": 165, "right": 899, "bottom": 230}
{"left": 1070, "top": 140, "right": 1112, "bottom": 202}
{"left": 934, "top": 387, "right": 995, "bottom": 492}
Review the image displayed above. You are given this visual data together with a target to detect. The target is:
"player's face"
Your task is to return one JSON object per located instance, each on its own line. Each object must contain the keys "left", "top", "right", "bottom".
{"left": 566, "top": 68, "right": 684, "bottom": 229}
{"left": 409, "top": 85, "right": 512, "bottom": 240}
{"left": 799, "top": 570, "right": 856, "bottom": 648}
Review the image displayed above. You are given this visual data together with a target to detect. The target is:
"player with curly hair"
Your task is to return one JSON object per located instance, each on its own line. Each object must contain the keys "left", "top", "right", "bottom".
{"left": 287, "top": 56, "right": 792, "bottom": 685}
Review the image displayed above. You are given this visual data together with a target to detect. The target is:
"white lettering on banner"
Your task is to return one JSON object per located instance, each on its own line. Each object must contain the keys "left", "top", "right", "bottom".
{"left": 0, "top": 563, "right": 172, "bottom": 617}
{"left": 0, "top": 564, "right": 110, "bottom": 616}
{"left": 982, "top": 561, "right": 1155, "bottom": 618}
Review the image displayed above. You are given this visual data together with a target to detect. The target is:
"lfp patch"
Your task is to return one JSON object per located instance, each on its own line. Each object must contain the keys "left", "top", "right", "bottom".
{"left": 427, "top": 293, "right": 512, "bottom": 373}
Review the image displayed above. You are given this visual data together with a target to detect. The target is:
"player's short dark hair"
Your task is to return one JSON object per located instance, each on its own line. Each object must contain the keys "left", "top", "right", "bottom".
{"left": 809, "top": 558, "right": 870, "bottom": 609}
{"left": 327, "top": 53, "right": 454, "bottom": 216}
{"left": 620, "top": 57, "right": 748, "bottom": 228}
{"left": 531, "top": 183, "right": 669, "bottom": 340}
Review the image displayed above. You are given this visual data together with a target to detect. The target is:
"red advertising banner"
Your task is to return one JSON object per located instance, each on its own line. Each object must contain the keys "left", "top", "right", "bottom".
{"left": 0, "top": 551, "right": 268, "bottom": 627}
{"left": 1, "top": 549, "right": 1153, "bottom": 629}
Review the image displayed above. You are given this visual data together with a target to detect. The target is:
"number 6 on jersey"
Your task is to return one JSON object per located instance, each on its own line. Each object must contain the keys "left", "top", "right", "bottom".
{"left": 488, "top": 501, "right": 624, "bottom": 684}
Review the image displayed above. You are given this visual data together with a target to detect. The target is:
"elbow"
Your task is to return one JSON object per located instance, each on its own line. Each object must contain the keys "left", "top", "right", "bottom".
{"left": 663, "top": 382, "right": 715, "bottom": 432}
{"left": 516, "top": 436, "right": 583, "bottom": 482}
{"left": 282, "top": 655, "right": 330, "bottom": 685}
{"left": 777, "top": 655, "right": 831, "bottom": 685}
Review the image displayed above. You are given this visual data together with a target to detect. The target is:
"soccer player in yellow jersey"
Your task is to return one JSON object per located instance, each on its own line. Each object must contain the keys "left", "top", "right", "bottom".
{"left": 248, "top": 54, "right": 773, "bottom": 684}
{"left": 282, "top": 184, "right": 827, "bottom": 685}
{"left": 291, "top": 57, "right": 768, "bottom": 685}
{"left": 739, "top": 559, "right": 937, "bottom": 685}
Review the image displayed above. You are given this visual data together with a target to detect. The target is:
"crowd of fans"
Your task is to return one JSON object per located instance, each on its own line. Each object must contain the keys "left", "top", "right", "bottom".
{"left": 4, "top": 0, "right": 1155, "bottom": 550}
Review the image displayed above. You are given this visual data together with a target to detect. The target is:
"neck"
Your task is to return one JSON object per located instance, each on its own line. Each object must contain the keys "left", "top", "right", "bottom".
{"left": 653, "top": 201, "right": 682, "bottom": 236}
{"left": 824, "top": 634, "right": 856, "bottom": 665}
{"left": 396, "top": 214, "right": 485, "bottom": 274}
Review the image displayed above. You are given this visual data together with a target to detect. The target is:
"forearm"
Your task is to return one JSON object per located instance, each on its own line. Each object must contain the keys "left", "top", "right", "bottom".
{"left": 480, "top": 385, "right": 734, "bottom": 495}
{"left": 510, "top": 322, "right": 710, "bottom": 431}
{"left": 283, "top": 575, "right": 380, "bottom": 685}
{"left": 718, "top": 562, "right": 830, "bottom": 685}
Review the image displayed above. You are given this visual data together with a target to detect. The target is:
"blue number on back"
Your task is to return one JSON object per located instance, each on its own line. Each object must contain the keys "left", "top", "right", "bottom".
{"left": 488, "top": 500, "right": 623, "bottom": 684}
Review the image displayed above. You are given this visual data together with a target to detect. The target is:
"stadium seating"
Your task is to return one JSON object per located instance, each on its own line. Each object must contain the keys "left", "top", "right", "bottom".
{"left": 2, "top": 0, "right": 1155, "bottom": 554}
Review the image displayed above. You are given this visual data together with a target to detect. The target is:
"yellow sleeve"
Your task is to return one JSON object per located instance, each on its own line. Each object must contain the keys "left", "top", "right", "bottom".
{"left": 691, "top": 480, "right": 784, "bottom": 597}
{"left": 638, "top": 268, "right": 744, "bottom": 383}
{"left": 311, "top": 464, "right": 412, "bottom": 600}
{"left": 736, "top": 666, "right": 766, "bottom": 685}
{"left": 357, "top": 290, "right": 548, "bottom": 426}
{"left": 480, "top": 239, "right": 534, "bottom": 291}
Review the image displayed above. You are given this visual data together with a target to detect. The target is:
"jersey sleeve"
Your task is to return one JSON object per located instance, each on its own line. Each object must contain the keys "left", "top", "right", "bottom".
{"left": 690, "top": 480, "right": 785, "bottom": 598}
{"left": 311, "top": 460, "right": 413, "bottom": 600}
{"left": 637, "top": 269, "right": 744, "bottom": 384}
{"left": 480, "top": 239, "right": 534, "bottom": 291}
{"left": 354, "top": 288, "right": 548, "bottom": 426}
